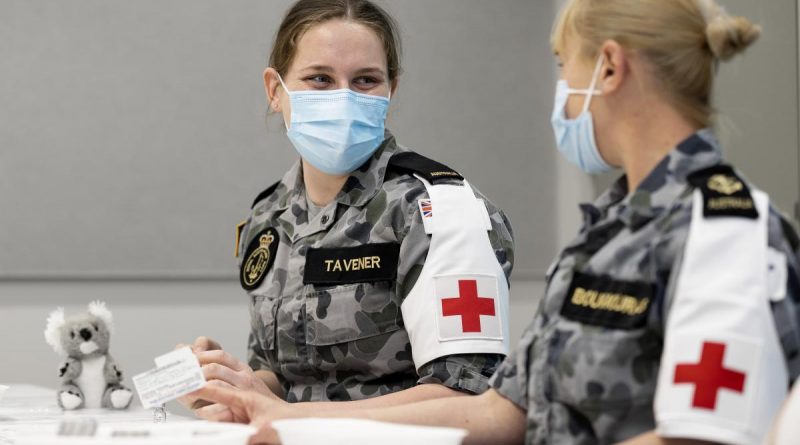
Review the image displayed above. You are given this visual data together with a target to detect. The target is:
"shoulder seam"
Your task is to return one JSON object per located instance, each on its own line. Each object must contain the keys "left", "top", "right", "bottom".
{"left": 251, "top": 180, "right": 281, "bottom": 209}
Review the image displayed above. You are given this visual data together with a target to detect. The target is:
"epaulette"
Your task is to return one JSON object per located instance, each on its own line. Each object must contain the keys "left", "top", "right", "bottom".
{"left": 251, "top": 180, "right": 281, "bottom": 209}
{"left": 687, "top": 164, "right": 759, "bottom": 219}
{"left": 387, "top": 151, "right": 464, "bottom": 185}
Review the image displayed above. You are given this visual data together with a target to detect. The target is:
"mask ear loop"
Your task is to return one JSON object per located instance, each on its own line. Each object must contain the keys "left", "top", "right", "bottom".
{"left": 276, "top": 72, "right": 291, "bottom": 94}
{"left": 274, "top": 72, "right": 292, "bottom": 130}
{"left": 581, "top": 56, "right": 606, "bottom": 114}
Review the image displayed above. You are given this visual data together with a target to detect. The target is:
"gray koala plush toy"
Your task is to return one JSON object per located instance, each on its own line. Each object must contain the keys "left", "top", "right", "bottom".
{"left": 44, "top": 301, "right": 133, "bottom": 410}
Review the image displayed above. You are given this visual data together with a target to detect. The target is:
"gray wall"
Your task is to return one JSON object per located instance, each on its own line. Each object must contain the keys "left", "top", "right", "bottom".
{"left": 0, "top": 0, "right": 556, "bottom": 280}
{"left": 714, "top": 0, "right": 799, "bottom": 218}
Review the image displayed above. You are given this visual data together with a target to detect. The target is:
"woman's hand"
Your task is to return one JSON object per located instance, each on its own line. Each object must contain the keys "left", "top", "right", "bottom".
{"left": 175, "top": 336, "right": 273, "bottom": 417}
{"left": 189, "top": 384, "right": 295, "bottom": 445}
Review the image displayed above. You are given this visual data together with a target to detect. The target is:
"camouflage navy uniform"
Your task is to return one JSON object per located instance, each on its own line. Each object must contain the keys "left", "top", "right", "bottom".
{"left": 490, "top": 130, "right": 800, "bottom": 444}
{"left": 237, "top": 132, "right": 514, "bottom": 402}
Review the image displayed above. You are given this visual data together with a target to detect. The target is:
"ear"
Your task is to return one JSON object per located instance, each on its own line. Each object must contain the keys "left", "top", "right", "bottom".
{"left": 88, "top": 301, "right": 114, "bottom": 334}
{"left": 264, "top": 67, "right": 284, "bottom": 113}
{"left": 598, "top": 40, "right": 628, "bottom": 95}
{"left": 44, "top": 308, "right": 66, "bottom": 355}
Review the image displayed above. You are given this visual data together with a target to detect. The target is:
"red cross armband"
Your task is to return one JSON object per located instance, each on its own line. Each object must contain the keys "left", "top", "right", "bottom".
{"left": 400, "top": 176, "right": 510, "bottom": 369}
{"left": 654, "top": 188, "right": 788, "bottom": 445}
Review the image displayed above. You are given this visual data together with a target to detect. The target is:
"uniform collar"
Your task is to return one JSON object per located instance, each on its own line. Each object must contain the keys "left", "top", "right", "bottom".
{"left": 272, "top": 130, "right": 401, "bottom": 212}
{"left": 334, "top": 131, "right": 401, "bottom": 208}
{"left": 273, "top": 131, "right": 401, "bottom": 242}
{"left": 582, "top": 129, "right": 724, "bottom": 230}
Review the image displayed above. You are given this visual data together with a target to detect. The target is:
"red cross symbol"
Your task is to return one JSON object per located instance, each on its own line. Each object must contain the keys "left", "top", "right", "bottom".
{"left": 673, "top": 341, "right": 746, "bottom": 410}
{"left": 441, "top": 280, "right": 496, "bottom": 333}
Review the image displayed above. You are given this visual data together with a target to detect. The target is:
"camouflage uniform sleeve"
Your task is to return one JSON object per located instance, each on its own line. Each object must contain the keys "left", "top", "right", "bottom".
{"left": 770, "top": 209, "right": 800, "bottom": 380}
{"left": 484, "top": 197, "right": 515, "bottom": 281}
{"left": 489, "top": 325, "right": 533, "bottom": 408}
{"left": 247, "top": 331, "right": 270, "bottom": 371}
{"left": 396, "top": 183, "right": 515, "bottom": 394}
{"left": 417, "top": 354, "right": 505, "bottom": 394}
{"left": 238, "top": 217, "right": 272, "bottom": 373}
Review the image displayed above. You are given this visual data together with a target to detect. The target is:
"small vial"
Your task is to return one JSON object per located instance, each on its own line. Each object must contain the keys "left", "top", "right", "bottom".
{"left": 153, "top": 404, "right": 167, "bottom": 423}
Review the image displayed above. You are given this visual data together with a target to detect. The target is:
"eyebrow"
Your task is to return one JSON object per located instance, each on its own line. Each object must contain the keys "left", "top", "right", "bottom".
{"left": 297, "top": 65, "right": 387, "bottom": 77}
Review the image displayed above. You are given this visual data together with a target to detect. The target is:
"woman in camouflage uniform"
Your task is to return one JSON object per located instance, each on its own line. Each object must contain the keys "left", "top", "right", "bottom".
{"left": 177, "top": 0, "right": 516, "bottom": 421}
{"left": 192, "top": 0, "right": 800, "bottom": 444}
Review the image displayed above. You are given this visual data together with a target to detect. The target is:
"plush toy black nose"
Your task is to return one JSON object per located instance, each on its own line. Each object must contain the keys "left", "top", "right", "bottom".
{"left": 79, "top": 328, "right": 92, "bottom": 341}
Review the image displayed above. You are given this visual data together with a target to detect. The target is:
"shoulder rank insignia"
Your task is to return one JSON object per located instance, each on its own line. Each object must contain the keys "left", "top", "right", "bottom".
{"left": 687, "top": 165, "right": 759, "bottom": 219}
{"left": 388, "top": 151, "right": 464, "bottom": 184}
{"left": 240, "top": 227, "right": 279, "bottom": 291}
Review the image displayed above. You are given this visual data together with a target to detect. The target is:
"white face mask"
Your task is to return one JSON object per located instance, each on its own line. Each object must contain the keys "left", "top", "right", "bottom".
{"left": 550, "top": 56, "right": 614, "bottom": 174}
{"left": 277, "top": 74, "right": 391, "bottom": 176}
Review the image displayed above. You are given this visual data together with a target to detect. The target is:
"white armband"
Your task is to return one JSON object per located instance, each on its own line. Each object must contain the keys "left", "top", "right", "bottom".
{"left": 655, "top": 190, "right": 787, "bottom": 445}
{"left": 402, "top": 177, "right": 510, "bottom": 369}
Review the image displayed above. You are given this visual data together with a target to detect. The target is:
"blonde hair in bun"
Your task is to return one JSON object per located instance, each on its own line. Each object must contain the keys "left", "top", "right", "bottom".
{"left": 552, "top": 0, "right": 760, "bottom": 128}
{"left": 706, "top": 16, "right": 762, "bottom": 61}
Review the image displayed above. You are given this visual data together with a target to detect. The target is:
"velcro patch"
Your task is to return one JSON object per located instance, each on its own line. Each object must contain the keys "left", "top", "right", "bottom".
{"left": 561, "top": 272, "right": 654, "bottom": 330}
{"left": 304, "top": 243, "right": 400, "bottom": 285}
{"left": 240, "top": 227, "right": 279, "bottom": 291}
{"left": 688, "top": 165, "right": 758, "bottom": 219}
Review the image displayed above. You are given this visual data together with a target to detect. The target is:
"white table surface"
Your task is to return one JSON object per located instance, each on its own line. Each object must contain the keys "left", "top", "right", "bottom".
{"left": 0, "top": 384, "right": 195, "bottom": 444}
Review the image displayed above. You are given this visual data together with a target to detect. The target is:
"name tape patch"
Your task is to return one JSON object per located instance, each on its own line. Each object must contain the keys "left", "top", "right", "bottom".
{"left": 304, "top": 243, "right": 400, "bottom": 285}
{"left": 561, "top": 272, "right": 654, "bottom": 330}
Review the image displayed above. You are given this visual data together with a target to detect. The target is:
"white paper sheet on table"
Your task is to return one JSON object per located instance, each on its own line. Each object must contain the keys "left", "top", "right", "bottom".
{"left": 0, "top": 385, "right": 202, "bottom": 445}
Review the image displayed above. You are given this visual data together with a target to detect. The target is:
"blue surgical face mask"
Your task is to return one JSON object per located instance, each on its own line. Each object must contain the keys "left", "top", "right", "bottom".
{"left": 551, "top": 57, "right": 614, "bottom": 174}
{"left": 278, "top": 75, "right": 390, "bottom": 176}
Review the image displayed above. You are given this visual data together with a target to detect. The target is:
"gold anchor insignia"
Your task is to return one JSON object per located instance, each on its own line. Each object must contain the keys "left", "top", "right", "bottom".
{"left": 707, "top": 174, "right": 743, "bottom": 196}
{"left": 243, "top": 233, "right": 275, "bottom": 286}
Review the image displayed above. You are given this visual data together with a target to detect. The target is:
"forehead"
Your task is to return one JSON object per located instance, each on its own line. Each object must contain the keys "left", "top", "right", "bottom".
{"left": 292, "top": 19, "right": 387, "bottom": 73}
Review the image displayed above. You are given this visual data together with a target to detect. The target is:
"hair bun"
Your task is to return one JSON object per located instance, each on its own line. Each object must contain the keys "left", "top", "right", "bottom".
{"left": 706, "top": 15, "right": 761, "bottom": 61}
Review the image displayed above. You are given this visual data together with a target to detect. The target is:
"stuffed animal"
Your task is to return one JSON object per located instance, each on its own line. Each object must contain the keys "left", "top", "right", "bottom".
{"left": 44, "top": 301, "right": 133, "bottom": 410}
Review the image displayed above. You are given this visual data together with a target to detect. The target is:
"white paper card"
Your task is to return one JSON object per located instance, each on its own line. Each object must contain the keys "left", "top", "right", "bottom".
{"left": 132, "top": 347, "right": 205, "bottom": 409}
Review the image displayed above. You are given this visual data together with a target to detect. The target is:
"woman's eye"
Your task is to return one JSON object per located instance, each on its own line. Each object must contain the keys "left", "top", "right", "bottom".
{"left": 353, "top": 76, "right": 380, "bottom": 89}
{"left": 304, "top": 75, "right": 332, "bottom": 87}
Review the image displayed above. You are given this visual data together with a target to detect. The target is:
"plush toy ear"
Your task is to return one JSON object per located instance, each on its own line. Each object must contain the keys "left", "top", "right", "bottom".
{"left": 44, "top": 308, "right": 66, "bottom": 356}
{"left": 88, "top": 300, "right": 114, "bottom": 333}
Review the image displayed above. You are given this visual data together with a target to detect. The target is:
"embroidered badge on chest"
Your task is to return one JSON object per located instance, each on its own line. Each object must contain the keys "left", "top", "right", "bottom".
{"left": 561, "top": 272, "right": 654, "bottom": 329}
{"left": 303, "top": 243, "right": 400, "bottom": 285}
{"left": 240, "top": 228, "right": 279, "bottom": 291}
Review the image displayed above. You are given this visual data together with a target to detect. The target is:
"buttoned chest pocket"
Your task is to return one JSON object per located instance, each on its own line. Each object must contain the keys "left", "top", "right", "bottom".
{"left": 250, "top": 295, "right": 279, "bottom": 363}
{"left": 549, "top": 272, "right": 660, "bottom": 414}
{"left": 304, "top": 282, "right": 405, "bottom": 371}
{"left": 549, "top": 326, "right": 661, "bottom": 414}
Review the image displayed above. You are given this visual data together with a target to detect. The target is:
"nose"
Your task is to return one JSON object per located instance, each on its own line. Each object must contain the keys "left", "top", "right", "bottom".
{"left": 79, "top": 328, "right": 92, "bottom": 341}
